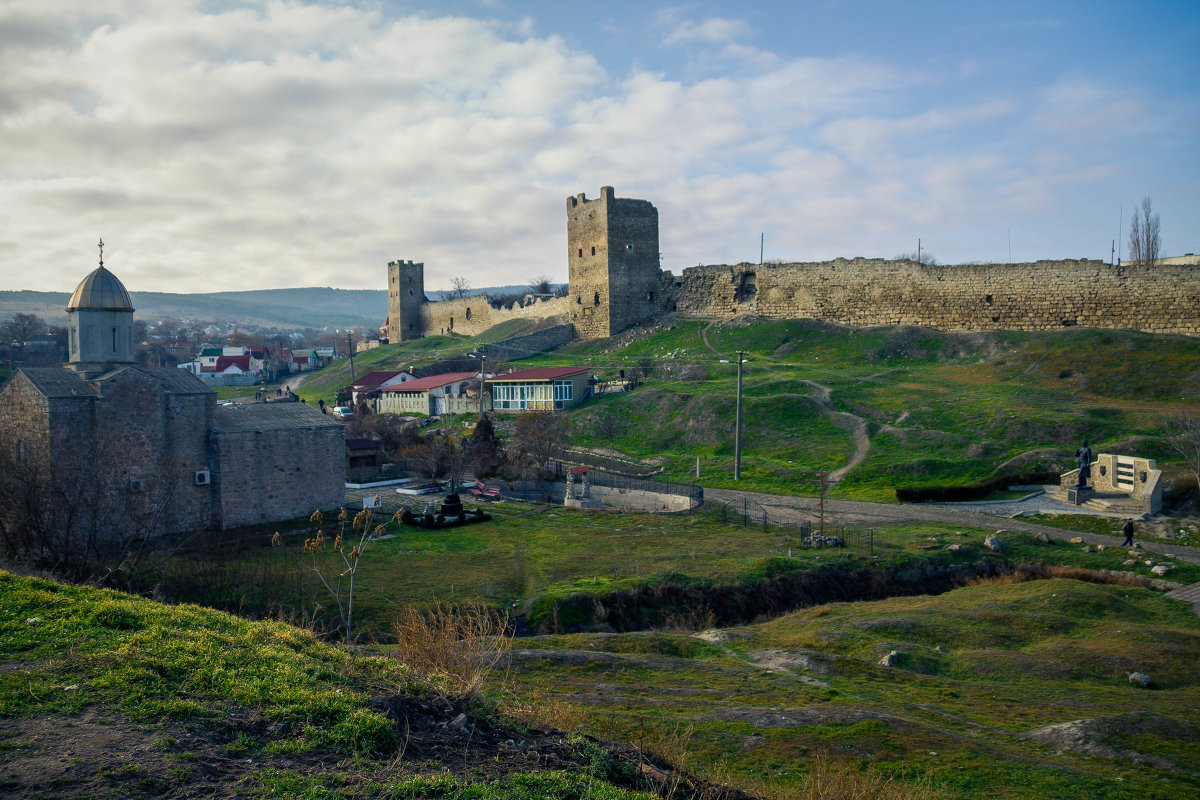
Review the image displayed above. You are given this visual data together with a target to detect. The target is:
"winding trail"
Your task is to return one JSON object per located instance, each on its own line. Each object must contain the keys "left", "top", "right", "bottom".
{"left": 699, "top": 320, "right": 872, "bottom": 486}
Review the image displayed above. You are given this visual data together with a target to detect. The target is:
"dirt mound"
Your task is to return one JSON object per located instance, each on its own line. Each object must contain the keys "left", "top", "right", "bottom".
{"left": 1022, "top": 712, "right": 1197, "bottom": 772}
{"left": 748, "top": 649, "right": 834, "bottom": 673}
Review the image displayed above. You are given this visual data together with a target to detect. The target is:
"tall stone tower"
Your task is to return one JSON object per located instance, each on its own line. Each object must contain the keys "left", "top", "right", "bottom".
{"left": 66, "top": 241, "right": 137, "bottom": 378}
{"left": 387, "top": 259, "right": 425, "bottom": 342}
{"left": 567, "top": 186, "right": 661, "bottom": 339}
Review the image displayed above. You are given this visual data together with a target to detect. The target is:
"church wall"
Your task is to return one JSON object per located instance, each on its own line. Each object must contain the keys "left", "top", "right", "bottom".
{"left": 0, "top": 374, "right": 52, "bottom": 472}
{"left": 162, "top": 392, "right": 217, "bottom": 533}
{"left": 214, "top": 425, "right": 344, "bottom": 529}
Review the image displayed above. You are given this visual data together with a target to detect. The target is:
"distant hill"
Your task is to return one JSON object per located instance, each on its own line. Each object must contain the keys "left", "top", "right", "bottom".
{"left": 0, "top": 283, "right": 561, "bottom": 330}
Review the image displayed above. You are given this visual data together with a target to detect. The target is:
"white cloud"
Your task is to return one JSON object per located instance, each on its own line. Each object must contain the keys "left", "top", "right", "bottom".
{"left": 663, "top": 17, "right": 751, "bottom": 46}
{"left": 0, "top": 1, "right": 1185, "bottom": 298}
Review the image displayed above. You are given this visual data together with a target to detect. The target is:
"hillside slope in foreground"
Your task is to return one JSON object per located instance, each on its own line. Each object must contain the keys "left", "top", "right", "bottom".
{"left": 0, "top": 570, "right": 740, "bottom": 800}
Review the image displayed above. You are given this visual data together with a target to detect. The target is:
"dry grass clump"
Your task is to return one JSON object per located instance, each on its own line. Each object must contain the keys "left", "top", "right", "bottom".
{"left": 962, "top": 563, "right": 1150, "bottom": 589}
{"left": 505, "top": 693, "right": 588, "bottom": 734}
{"left": 800, "top": 755, "right": 944, "bottom": 800}
{"left": 390, "top": 599, "right": 510, "bottom": 700}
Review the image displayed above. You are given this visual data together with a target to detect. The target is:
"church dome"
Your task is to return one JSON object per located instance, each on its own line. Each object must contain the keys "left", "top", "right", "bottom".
{"left": 67, "top": 265, "right": 133, "bottom": 311}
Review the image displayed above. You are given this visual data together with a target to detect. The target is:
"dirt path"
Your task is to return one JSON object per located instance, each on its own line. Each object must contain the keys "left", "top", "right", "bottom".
{"left": 280, "top": 372, "right": 308, "bottom": 392}
{"left": 699, "top": 321, "right": 873, "bottom": 486}
{"left": 702, "top": 486, "right": 1200, "bottom": 567}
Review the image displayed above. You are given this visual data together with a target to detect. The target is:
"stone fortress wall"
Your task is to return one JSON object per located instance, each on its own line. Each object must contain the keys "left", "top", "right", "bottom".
{"left": 388, "top": 187, "right": 1200, "bottom": 341}
{"left": 675, "top": 258, "right": 1200, "bottom": 336}
{"left": 419, "top": 293, "right": 572, "bottom": 338}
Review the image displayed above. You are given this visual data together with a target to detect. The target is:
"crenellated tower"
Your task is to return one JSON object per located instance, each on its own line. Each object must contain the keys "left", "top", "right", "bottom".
{"left": 567, "top": 186, "right": 661, "bottom": 339}
{"left": 387, "top": 259, "right": 426, "bottom": 341}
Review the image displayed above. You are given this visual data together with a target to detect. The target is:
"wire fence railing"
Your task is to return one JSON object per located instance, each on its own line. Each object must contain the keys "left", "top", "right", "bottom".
{"left": 706, "top": 496, "right": 882, "bottom": 556}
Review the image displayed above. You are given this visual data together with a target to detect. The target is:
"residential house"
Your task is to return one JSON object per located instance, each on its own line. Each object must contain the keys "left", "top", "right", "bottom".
{"left": 376, "top": 371, "right": 479, "bottom": 416}
{"left": 350, "top": 370, "right": 416, "bottom": 406}
{"left": 487, "top": 366, "right": 591, "bottom": 411}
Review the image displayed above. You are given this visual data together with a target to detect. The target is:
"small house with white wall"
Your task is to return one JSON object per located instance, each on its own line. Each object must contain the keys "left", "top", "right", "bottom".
{"left": 376, "top": 371, "right": 479, "bottom": 416}
{"left": 487, "top": 366, "right": 591, "bottom": 411}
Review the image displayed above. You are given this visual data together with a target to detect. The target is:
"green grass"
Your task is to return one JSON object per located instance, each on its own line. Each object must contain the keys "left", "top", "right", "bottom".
{"left": 0, "top": 571, "right": 412, "bottom": 753}
{"left": 288, "top": 316, "right": 1198, "bottom": 502}
{"left": 503, "top": 577, "right": 1200, "bottom": 800}
{"left": 158, "top": 504, "right": 1200, "bottom": 641}
{"left": 0, "top": 570, "right": 670, "bottom": 800}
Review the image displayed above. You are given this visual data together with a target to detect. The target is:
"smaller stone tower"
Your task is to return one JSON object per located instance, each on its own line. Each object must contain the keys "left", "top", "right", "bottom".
{"left": 387, "top": 259, "right": 426, "bottom": 342}
{"left": 567, "top": 187, "right": 661, "bottom": 339}
{"left": 66, "top": 239, "right": 136, "bottom": 378}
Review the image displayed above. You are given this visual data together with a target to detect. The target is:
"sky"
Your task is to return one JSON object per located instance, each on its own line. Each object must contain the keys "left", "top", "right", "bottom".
{"left": 1, "top": 0, "right": 1197, "bottom": 294}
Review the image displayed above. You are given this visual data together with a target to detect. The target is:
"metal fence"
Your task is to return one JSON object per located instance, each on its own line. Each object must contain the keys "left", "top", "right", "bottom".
{"left": 706, "top": 496, "right": 882, "bottom": 556}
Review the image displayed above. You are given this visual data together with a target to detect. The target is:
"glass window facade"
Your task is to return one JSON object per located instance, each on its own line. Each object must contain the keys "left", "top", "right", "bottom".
{"left": 492, "top": 379, "right": 574, "bottom": 410}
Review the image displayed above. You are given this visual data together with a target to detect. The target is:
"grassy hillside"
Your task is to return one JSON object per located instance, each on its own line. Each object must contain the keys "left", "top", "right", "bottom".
{"left": 504, "top": 319, "right": 1199, "bottom": 500}
{"left": 0, "top": 569, "right": 691, "bottom": 800}
{"left": 506, "top": 576, "right": 1200, "bottom": 799}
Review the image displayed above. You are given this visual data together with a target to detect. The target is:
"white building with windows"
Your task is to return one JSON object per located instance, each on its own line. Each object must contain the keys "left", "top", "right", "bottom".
{"left": 487, "top": 366, "right": 591, "bottom": 411}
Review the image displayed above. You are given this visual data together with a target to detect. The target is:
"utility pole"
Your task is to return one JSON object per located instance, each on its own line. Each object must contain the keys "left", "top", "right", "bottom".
{"left": 917, "top": 238, "right": 921, "bottom": 266}
{"left": 469, "top": 351, "right": 487, "bottom": 420}
{"left": 759, "top": 232, "right": 764, "bottom": 265}
{"left": 734, "top": 350, "right": 745, "bottom": 481}
{"left": 347, "top": 332, "right": 356, "bottom": 383}
{"left": 1117, "top": 205, "right": 1123, "bottom": 265}
{"left": 818, "top": 469, "right": 826, "bottom": 538}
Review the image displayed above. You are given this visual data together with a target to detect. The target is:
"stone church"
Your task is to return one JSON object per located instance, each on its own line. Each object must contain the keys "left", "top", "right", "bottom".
{"left": 0, "top": 252, "right": 344, "bottom": 536}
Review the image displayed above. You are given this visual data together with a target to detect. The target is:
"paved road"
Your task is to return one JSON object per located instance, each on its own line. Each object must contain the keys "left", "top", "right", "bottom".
{"left": 702, "top": 487, "right": 1200, "bottom": 567}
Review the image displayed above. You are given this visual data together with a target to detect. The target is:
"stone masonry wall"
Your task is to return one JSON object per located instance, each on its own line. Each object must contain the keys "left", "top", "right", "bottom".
{"left": 419, "top": 294, "right": 571, "bottom": 338}
{"left": 215, "top": 425, "right": 344, "bottom": 529}
{"left": 673, "top": 258, "right": 1200, "bottom": 336}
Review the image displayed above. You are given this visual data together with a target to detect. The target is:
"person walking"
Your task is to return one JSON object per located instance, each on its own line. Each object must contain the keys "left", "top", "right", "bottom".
{"left": 1121, "top": 518, "right": 1135, "bottom": 547}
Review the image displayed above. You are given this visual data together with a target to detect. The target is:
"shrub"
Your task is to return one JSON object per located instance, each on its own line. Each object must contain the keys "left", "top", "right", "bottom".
{"left": 390, "top": 600, "right": 510, "bottom": 700}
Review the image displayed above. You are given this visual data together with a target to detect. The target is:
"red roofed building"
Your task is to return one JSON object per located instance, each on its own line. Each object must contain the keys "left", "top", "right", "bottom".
{"left": 214, "top": 355, "right": 253, "bottom": 374}
{"left": 350, "top": 370, "right": 414, "bottom": 404}
{"left": 376, "top": 371, "right": 479, "bottom": 416}
{"left": 486, "top": 366, "right": 591, "bottom": 411}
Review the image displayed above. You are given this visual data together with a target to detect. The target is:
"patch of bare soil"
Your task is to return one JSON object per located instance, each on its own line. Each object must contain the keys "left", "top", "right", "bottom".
{"left": 0, "top": 696, "right": 758, "bottom": 800}
{"left": 747, "top": 649, "right": 834, "bottom": 674}
{"left": 1022, "top": 713, "right": 1199, "bottom": 774}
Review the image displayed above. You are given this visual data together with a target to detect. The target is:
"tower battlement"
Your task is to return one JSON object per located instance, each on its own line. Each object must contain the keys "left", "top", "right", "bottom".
{"left": 567, "top": 187, "right": 662, "bottom": 339}
{"left": 387, "top": 259, "right": 425, "bottom": 342}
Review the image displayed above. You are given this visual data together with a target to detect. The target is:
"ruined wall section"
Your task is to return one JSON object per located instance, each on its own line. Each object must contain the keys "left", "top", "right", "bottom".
{"left": 418, "top": 294, "right": 571, "bottom": 338}
{"left": 674, "top": 258, "right": 1200, "bottom": 336}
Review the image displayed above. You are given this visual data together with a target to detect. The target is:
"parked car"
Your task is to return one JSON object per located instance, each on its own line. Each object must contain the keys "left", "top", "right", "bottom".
{"left": 332, "top": 406, "right": 354, "bottom": 421}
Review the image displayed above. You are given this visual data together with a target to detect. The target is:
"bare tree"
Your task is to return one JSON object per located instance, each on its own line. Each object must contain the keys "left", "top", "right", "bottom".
{"left": 509, "top": 410, "right": 566, "bottom": 480}
{"left": 1165, "top": 410, "right": 1200, "bottom": 490}
{"left": 0, "top": 429, "right": 188, "bottom": 587}
{"left": 894, "top": 250, "right": 938, "bottom": 266}
{"left": 591, "top": 405, "right": 622, "bottom": 444}
{"left": 449, "top": 276, "right": 471, "bottom": 300}
{"left": 1, "top": 313, "right": 47, "bottom": 346}
{"left": 528, "top": 274, "right": 552, "bottom": 295}
{"left": 1128, "top": 195, "right": 1161, "bottom": 266}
